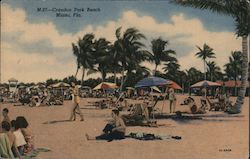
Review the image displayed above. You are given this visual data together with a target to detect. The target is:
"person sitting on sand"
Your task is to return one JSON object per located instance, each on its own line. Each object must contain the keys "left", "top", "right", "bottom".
{"left": 86, "top": 109, "right": 126, "bottom": 141}
{"left": 16, "top": 116, "right": 34, "bottom": 154}
{"left": 1, "top": 121, "right": 22, "bottom": 158}
{"left": 2, "top": 108, "right": 11, "bottom": 124}
{"left": 0, "top": 127, "right": 15, "bottom": 158}
{"left": 12, "top": 119, "right": 27, "bottom": 156}
{"left": 178, "top": 97, "right": 206, "bottom": 114}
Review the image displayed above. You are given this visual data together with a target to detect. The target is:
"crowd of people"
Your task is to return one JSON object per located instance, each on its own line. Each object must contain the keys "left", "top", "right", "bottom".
{"left": 0, "top": 108, "right": 34, "bottom": 158}
{"left": 1, "top": 83, "right": 235, "bottom": 158}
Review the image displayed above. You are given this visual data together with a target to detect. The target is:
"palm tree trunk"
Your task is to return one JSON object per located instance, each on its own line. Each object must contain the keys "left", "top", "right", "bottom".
{"left": 114, "top": 71, "right": 117, "bottom": 84}
{"left": 81, "top": 67, "right": 85, "bottom": 85}
{"left": 101, "top": 70, "right": 105, "bottom": 82}
{"left": 234, "top": 35, "right": 249, "bottom": 111}
{"left": 234, "top": 77, "right": 237, "bottom": 96}
{"left": 120, "top": 67, "right": 125, "bottom": 91}
{"left": 75, "top": 67, "right": 79, "bottom": 78}
{"left": 204, "top": 59, "right": 206, "bottom": 80}
{"left": 154, "top": 64, "right": 158, "bottom": 76}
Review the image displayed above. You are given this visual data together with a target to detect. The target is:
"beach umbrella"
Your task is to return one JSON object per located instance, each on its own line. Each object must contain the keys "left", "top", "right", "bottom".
{"left": 190, "top": 80, "right": 221, "bottom": 88}
{"left": 151, "top": 86, "right": 161, "bottom": 93}
{"left": 51, "top": 82, "right": 70, "bottom": 88}
{"left": 126, "top": 87, "right": 135, "bottom": 90}
{"left": 93, "top": 82, "right": 118, "bottom": 90}
{"left": 50, "top": 82, "right": 71, "bottom": 96}
{"left": 169, "top": 81, "right": 182, "bottom": 90}
{"left": 82, "top": 86, "right": 91, "bottom": 89}
{"left": 134, "top": 76, "right": 172, "bottom": 88}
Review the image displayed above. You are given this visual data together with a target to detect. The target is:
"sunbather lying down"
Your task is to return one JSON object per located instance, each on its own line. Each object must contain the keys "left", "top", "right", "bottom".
{"left": 178, "top": 97, "right": 206, "bottom": 114}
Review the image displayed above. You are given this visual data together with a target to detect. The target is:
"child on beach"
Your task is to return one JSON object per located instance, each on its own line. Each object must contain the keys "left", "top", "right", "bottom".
{"left": 86, "top": 109, "right": 126, "bottom": 141}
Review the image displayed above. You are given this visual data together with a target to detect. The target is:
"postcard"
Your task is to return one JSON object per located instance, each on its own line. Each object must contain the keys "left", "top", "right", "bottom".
{"left": 0, "top": 0, "right": 249, "bottom": 159}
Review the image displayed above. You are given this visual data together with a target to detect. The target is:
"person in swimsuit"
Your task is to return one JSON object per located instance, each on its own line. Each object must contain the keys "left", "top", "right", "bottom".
{"left": 86, "top": 109, "right": 126, "bottom": 141}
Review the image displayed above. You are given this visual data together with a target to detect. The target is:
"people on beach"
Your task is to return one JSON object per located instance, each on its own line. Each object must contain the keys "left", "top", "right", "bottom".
{"left": 86, "top": 109, "right": 126, "bottom": 141}
{"left": 12, "top": 119, "right": 27, "bottom": 156}
{"left": 169, "top": 88, "right": 176, "bottom": 113}
{"left": 69, "top": 82, "right": 84, "bottom": 121}
{"left": 0, "top": 127, "right": 15, "bottom": 158}
{"left": 1, "top": 121, "right": 22, "bottom": 158}
{"left": 16, "top": 116, "right": 34, "bottom": 154}
{"left": 2, "top": 108, "right": 11, "bottom": 124}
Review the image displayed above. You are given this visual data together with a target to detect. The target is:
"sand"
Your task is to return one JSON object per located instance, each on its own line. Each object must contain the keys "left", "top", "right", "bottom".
{"left": 1, "top": 95, "right": 249, "bottom": 159}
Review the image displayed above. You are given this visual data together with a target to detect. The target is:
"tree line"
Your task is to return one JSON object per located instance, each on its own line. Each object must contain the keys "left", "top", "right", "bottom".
{"left": 70, "top": 27, "right": 248, "bottom": 92}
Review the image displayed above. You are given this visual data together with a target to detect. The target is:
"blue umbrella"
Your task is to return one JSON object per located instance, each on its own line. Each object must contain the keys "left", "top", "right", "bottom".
{"left": 135, "top": 76, "right": 172, "bottom": 88}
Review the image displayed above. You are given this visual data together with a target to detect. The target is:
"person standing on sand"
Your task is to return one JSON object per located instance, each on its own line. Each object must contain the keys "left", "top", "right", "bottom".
{"left": 2, "top": 108, "right": 11, "bottom": 124}
{"left": 169, "top": 88, "right": 176, "bottom": 113}
{"left": 69, "top": 82, "right": 84, "bottom": 121}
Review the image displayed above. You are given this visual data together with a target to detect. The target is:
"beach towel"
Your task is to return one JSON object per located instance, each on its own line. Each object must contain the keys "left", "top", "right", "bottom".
{"left": 23, "top": 147, "right": 51, "bottom": 159}
{"left": 0, "top": 133, "right": 15, "bottom": 158}
{"left": 127, "top": 132, "right": 181, "bottom": 141}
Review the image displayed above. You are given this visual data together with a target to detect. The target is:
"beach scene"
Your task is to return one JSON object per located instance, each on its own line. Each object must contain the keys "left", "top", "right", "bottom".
{"left": 0, "top": 0, "right": 249, "bottom": 159}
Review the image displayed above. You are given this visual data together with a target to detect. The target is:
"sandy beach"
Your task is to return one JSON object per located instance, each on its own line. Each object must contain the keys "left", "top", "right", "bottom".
{"left": 1, "top": 95, "right": 249, "bottom": 159}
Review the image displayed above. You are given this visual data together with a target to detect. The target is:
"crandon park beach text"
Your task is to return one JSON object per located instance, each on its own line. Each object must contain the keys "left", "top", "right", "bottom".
{"left": 37, "top": 7, "right": 101, "bottom": 17}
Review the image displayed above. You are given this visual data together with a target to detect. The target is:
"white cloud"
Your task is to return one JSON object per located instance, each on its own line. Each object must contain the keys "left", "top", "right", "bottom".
{"left": 1, "top": 4, "right": 241, "bottom": 83}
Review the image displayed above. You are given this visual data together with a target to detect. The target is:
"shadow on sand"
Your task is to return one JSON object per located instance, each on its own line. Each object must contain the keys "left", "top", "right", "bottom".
{"left": 43, "top": 119, "right": 72, "bottom": 124}
{"left": 152, "top": 112, "right": 245, "bottom": 123}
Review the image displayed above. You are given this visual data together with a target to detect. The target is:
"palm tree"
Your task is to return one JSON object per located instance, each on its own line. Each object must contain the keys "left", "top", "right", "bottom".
{"left": 108, "top": 44, "right": 123, "bottom": 84}
{"left": 113, "top": 27, "right": 150, "bottom": 90}
{"left": 206, "top": 61, "right": 222, "bottom": 81}
{"left": 224, "top": 51, "right": 243, "bottom": 95}
{"left": 178, "top": 70, "right": 188, "bottom": 93}
{"left": 186, "top": 67, "right": 203, "bottom": 94}
{"left": 173, "top": 0, "right": 250, "bottom": 114}
{"left": 195, "top": 43, "right": 215, "bottom": 80}
{"left": 72, "top": 33, "right": 95, "bottom": 85}
{"left": 87, "top": 38, "right": 112, "bottom": 81}
{"left": 163, "top": 61, "right": 180, "bottom": 80}
{"left": 150, "top": 38, "right": 176, "bottom": 75}
{"left": 72, "top": 43, "right": 81, "bottom": 77}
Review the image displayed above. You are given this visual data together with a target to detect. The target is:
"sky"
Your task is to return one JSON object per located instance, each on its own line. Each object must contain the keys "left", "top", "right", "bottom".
{"left": 1, "top": 0, "right": 241, "bottom": 83}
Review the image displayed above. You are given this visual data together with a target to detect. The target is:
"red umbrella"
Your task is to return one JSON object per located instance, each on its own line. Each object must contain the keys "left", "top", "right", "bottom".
{"left": 169, "top": 81, "right": 182, "bottom": 90}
